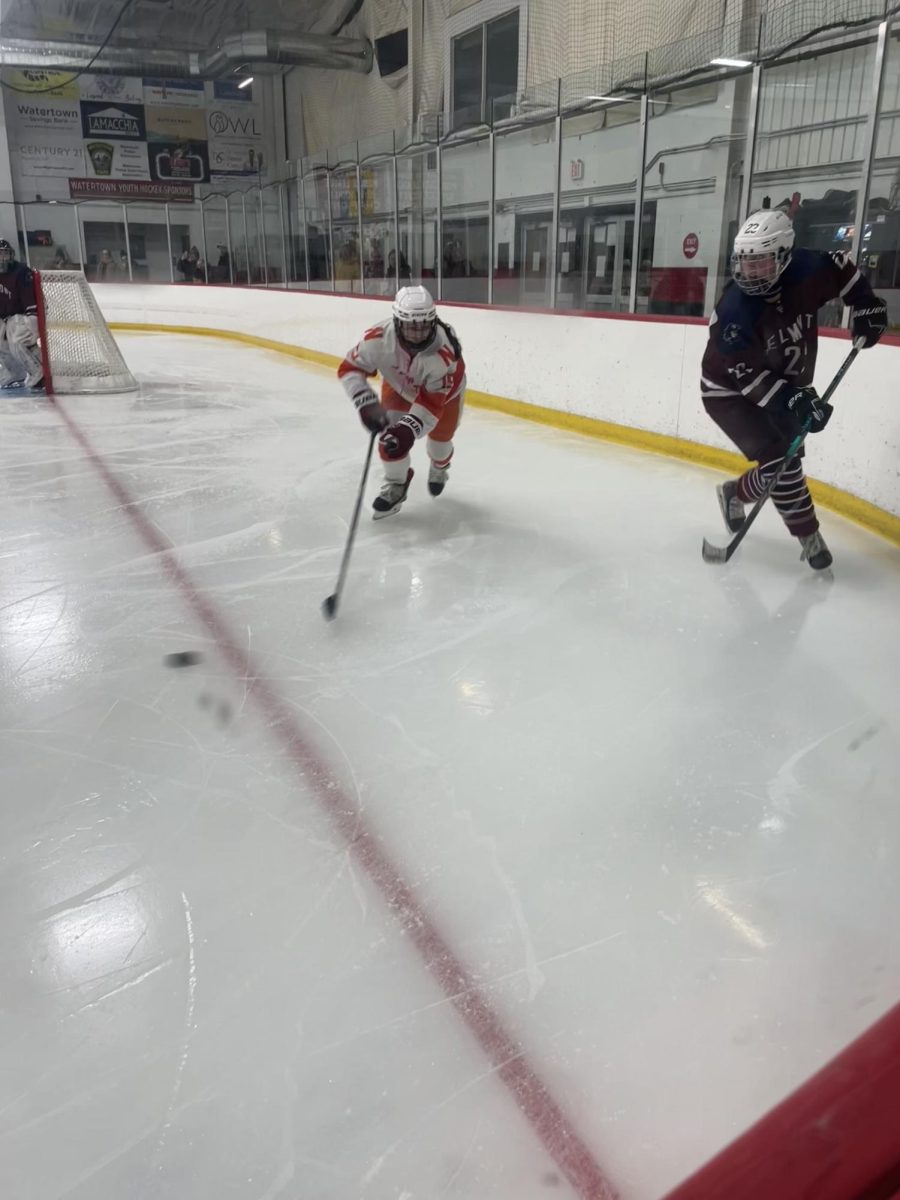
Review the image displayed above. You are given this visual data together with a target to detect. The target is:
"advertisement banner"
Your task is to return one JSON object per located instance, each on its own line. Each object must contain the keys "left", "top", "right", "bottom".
{"left": 79, "top": 75, "right": 144, "bottom": 104}
{"left": 143, "top": 78, "right": 205, "bottom": 107}
{"left": 148, "top": 140, "right": 210, "bottom": 183}
{"left": 69, "top": 177, "right": 195, "bottom": 202}
{"left": 9, "top": 98, "right": 81, "bottom": 134}
{"left": 146, "top": 105, "right": 207, "bottom": 142}
{"left": 1, "top": 69, "right": 80, "bottom": 99}
{"left": 13, "top": 137, "right": 84, "bottom": 183}
{"left": 210, "top": 79, "right": 254, "bottom": 102}
{"left": 81, "top": 101, "right": 147, "bottom": 141}
{"left": 83, "top": 140, "right": 150, "bottom": 180}
{"left": 207, "top": 104, "right": 265, "bottom": 178}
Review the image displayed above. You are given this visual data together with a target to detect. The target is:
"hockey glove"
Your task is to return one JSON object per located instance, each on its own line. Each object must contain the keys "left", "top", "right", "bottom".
{"left": 379, "top": 419, "right": 416, "bottom": 461}
{"left": 850, "top": 296, "right": 888, "bottom": 349}
{"left": 784, "top": 385, "right": 833, "bottom": 434}
{"left": 353, "top": 387, "right": 388, "bottom": 434}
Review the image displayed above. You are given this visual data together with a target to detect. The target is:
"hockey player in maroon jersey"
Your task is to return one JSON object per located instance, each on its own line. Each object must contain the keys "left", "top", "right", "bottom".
{"left": 0, "top": 239, "right": 44, "bottom": 391}
{"left": 702, "top": 208, "right": 887, "bottom": 569}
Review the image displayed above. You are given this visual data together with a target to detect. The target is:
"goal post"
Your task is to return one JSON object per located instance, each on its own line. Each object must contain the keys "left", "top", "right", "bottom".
{"left": 33, "top": 269, "right": 137, "bottom": 395}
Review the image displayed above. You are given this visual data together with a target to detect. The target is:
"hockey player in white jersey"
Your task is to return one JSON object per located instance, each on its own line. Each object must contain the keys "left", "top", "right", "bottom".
{"left": 338, "top": 286, "right": 466, "bottom": 517}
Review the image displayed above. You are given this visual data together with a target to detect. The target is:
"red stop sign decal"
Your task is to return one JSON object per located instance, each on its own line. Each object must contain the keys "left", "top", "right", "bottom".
{"left": 683, "top": 232, "right": 699, "bottom": 259}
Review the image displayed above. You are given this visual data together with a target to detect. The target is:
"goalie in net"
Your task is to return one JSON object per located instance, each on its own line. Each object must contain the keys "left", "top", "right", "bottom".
{"left": 0, "top": 239, "right": 44, "bottom": 391}
{"left": 15, "top": 263, "right": 138, "bottom": 395}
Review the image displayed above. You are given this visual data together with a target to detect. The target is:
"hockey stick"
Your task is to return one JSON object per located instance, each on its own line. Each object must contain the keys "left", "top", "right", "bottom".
{"left": 701, "top": 345, "right": 859, "bottom": 565}
{"left": 322, "top": 432, "right": 377, "bottom": 620}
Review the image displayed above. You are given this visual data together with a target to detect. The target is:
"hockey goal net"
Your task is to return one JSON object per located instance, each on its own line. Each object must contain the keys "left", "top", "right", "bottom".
{"left": 34, "top": 269, "right": 137, "bottom": 394}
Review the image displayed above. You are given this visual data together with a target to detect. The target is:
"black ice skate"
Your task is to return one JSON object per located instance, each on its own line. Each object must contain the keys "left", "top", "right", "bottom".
{"left": 427, "top": 462, "right": 449, "bottom": 497}
{"left": 716, "top": 479, "right": 746, "bottom": 534}
{"left": 372, "top": 468, "right": 414, "bottom": 519}
{"left": 799, "top": 530, "right": 832, "bottom": 570}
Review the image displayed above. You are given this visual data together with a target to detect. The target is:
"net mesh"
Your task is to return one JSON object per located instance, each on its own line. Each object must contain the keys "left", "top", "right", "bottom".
{"left": 36, "top": 271, "right": 137, "bottom": 395}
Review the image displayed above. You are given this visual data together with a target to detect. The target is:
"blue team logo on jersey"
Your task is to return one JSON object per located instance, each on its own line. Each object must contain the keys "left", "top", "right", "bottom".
{"left": 723, "top": 322, "right": 743, "bottom": 346}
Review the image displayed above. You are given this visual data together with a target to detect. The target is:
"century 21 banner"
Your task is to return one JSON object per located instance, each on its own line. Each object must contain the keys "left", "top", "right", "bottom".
{"left": 1, "top": 70, "right": 267, "bottom": 202}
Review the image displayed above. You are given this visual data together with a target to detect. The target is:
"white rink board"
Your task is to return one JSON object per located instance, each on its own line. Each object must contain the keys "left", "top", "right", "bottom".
{"left": 94, "top": 284, "right": 900, "bottom": 519}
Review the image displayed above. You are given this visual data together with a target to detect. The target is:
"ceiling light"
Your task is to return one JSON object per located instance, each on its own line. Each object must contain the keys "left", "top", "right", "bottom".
{"left": 710, "top": 57, "right": 753, "bottom": 68}
{"left": 238, "top": 76, "right": 254, "bottom": 89}
{"left": 586, "top": 95, "right": 631, "bottom": 103}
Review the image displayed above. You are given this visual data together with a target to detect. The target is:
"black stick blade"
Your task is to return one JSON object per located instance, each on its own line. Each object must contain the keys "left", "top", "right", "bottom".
{"left": 322, "top": 594, "right": 339, "bottom": 621}
{"left": 701, "top": 537, "right": 732, "bottom": 564}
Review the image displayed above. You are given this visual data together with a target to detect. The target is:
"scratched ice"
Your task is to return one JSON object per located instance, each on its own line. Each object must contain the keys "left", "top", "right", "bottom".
{"left": 1, "top": 333, "right": 899, "bottom": 1200}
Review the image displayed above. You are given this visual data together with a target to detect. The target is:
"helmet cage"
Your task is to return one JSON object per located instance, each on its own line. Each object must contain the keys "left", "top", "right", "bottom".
{"left": 731, "top": 245, "right": 791, "bottom": 296}
{"left": 392, "top": 286, "right": 437, "bottom": 349}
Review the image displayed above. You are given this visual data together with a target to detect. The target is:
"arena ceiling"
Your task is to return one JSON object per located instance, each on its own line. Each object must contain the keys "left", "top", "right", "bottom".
{"left": 0, "top": 0, "right": 357, "bottom": 54}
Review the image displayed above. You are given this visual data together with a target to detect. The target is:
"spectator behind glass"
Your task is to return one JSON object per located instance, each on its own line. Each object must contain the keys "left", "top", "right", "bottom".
{"left": 388, "top": 249, "right": 412, "bottom": 282}
{"left": 177, "top": 247, "right": 204, "bottom": 283}
{"left": 96, "top": 249, "right": 118, "bottom": 281}
{"left": 215, "top": 243, "right": 231, "bottom": 282}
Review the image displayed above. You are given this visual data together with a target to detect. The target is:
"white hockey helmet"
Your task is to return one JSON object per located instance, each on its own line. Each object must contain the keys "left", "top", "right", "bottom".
{"left": 731, "top": 208, "right": 795, "bottom": 296}
{"left": 393, "top": 285, "right": 437, "bottom": 348}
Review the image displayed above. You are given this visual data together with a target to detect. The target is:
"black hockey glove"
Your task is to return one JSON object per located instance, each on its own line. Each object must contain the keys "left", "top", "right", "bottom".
{"left": 850, "top": 296, "right": 888, "bottom": 349}
{"left": 353, "top": 387, "right": 388, "bottom": 434}
{"left": 783, "top": 385, "right": 833, "bottom": 434}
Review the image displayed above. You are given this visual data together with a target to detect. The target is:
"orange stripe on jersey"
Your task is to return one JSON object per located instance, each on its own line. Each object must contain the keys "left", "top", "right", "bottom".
{"left": 337, "top": 356, "right": 373, "bottom": 380}
{"left": 417, "top": 358, "right": 465, "bottom": 415}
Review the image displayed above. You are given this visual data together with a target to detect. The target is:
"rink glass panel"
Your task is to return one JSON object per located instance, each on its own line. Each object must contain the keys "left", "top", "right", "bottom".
{"left": 749, "top": 32, "right": 879, "bottom": 328}
{"left": 395, "top": 146, "right": 439, "bottom": 290}
{"left": 864, "top": 17, "right": 900, "bottom": 330}
{"left": 641, "top": 78, "right": 749, "bottom": 320}
{"left": 558, "top": 101, "right": 641, "bottom": 314}
{"left": 493, "top": 113, "right": 559, "bottom": 309}
{"left": 440, "top": 136, "right": 491, "bottom": 304}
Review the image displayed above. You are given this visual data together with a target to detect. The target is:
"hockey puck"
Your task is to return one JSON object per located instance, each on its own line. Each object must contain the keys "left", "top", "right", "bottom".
{"left": 164, "top": 650, "right": 204, "bottom": 668}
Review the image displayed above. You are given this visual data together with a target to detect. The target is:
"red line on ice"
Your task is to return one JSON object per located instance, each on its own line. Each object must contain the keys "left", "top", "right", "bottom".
{"left": 53, "top": 397, "right": 618, "bottom": 1200}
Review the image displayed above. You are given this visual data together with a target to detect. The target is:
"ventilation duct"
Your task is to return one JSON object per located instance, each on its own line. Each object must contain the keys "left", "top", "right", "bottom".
{"left": 0, "top": 29, "right": 373, "bottom": 78}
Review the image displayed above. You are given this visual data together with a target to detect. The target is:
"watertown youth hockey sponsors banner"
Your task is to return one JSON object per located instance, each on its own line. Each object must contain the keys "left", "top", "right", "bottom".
{"left": 68, "top": 178, "right": 195, "bottom": 202}
{"left": 1, "top": 71, "right": 269, "bottom": 200}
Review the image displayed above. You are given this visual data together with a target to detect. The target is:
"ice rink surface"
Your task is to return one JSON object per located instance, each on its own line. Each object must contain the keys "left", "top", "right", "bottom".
{"left": 2, "top": 332, "right": 899, "bottom": 1200}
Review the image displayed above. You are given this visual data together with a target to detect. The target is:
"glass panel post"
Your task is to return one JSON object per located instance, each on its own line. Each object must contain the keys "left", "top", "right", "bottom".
{"left": 74, "top": 203, "right": 87, "bottom": 270}
{"left": 738, "top": 63, "right": 763, "bottom": 222}
{"left": 549, "top": 82, "right": 563, "bottom": 308}
{"left": 241, "top": 194, "right": 252, "bottom": 285}
{"left": 122, "top": 204, "right": 134, "bottom": 280}
{"left": 165, "top": 203, "right": 174, "bottom": 282}
{"left": 279, "top": 184, "right": 290, "bottom": 286}
{"left": 325, "top": 173, "right": 336, "bottom": 291}
{"left": 488, "top": 130, "right": 495, "bottom": 304}
{"left": 392, "top": 155, "right": 401, "bottom": 291}
{"left": 300, "top": 175, "right": 310, "bottom": 287}
{"left": 629, "top": 93, "right": 649, "bottom": 314}
{"left": 199, "top": 198, "right": 210, "bottom": 283}
{"left": 436, "top": 144, "right": 443, "bottom": 300}
{"left": 355, "top": 161, "right": 365, "bottom": 286}
{"left": 19, "top": 205, "right": 30, "bottom": 267}
{"left": 225, "top": 198, "right": 235, "bottom": 284}
{"left": 72, "top": 204, "right": 83, "bottom": 271}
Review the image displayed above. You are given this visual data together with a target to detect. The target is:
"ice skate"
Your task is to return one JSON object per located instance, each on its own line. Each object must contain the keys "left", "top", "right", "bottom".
{"left": 716, "top": 479, "right": 745, "bottom": 534}
{"left": 372, "top": 468, "right": 413, "bottom": 519}
{"left": 428, "top": 462, "right": 449, "bottom": 497}
{"left": 799, "top": 530, "right": 832, "bottom": 570}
